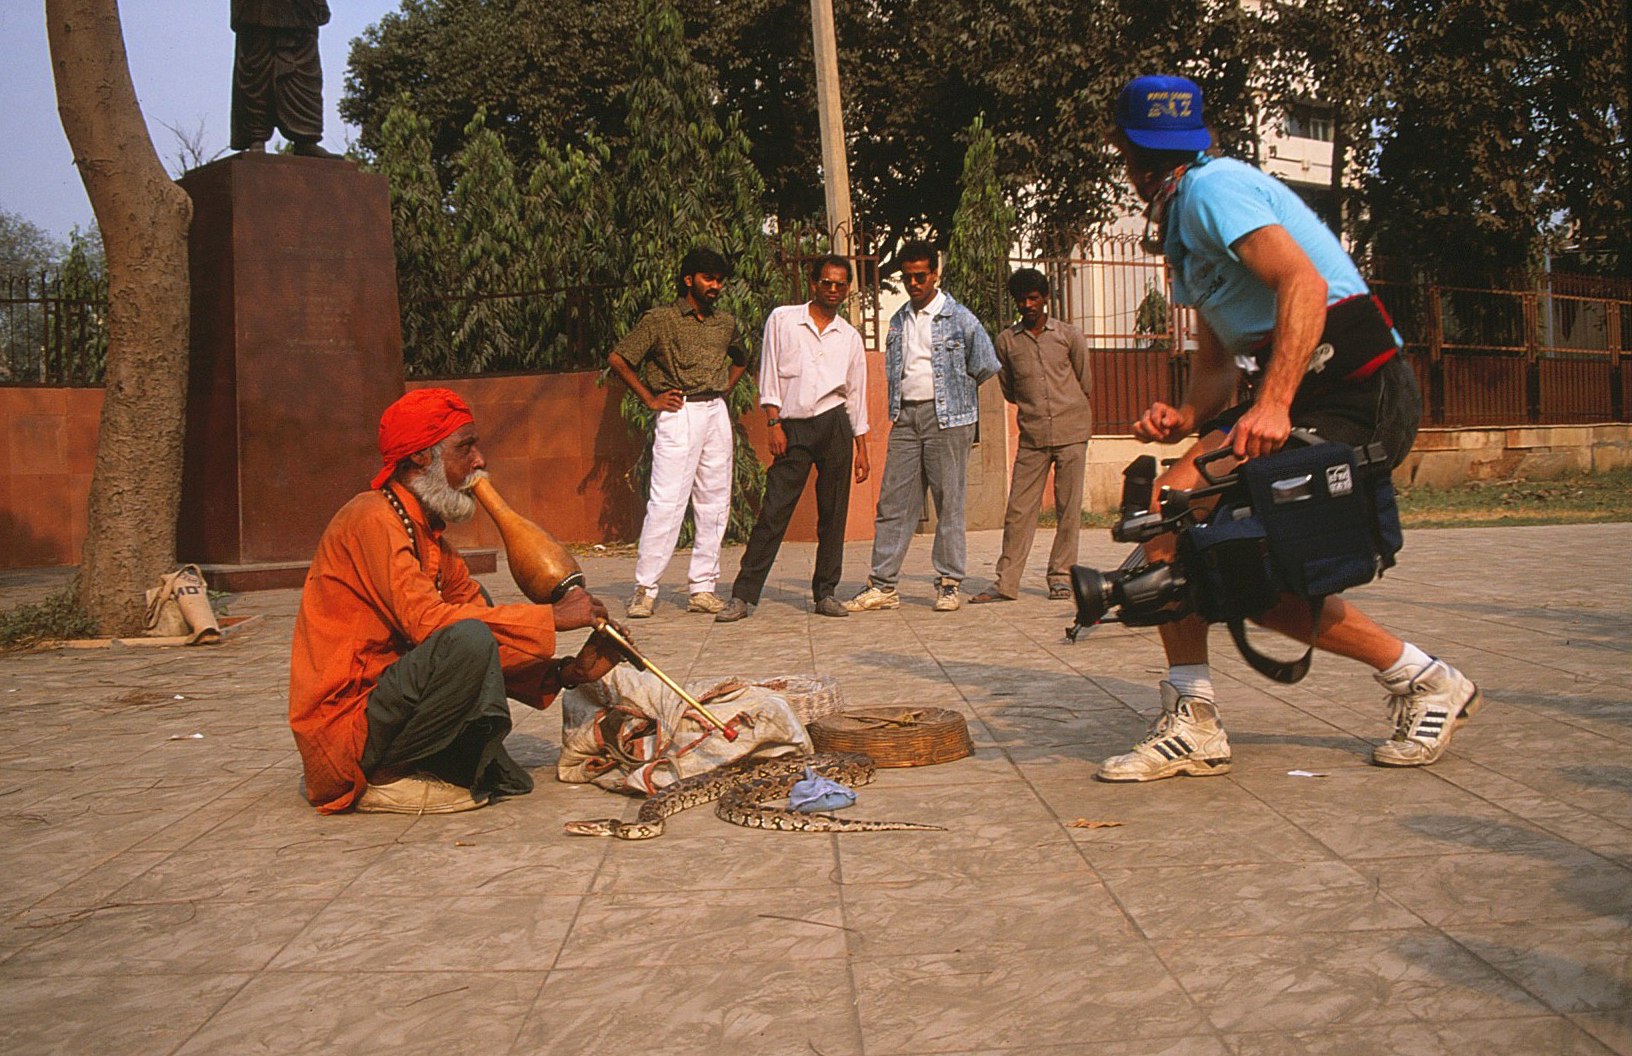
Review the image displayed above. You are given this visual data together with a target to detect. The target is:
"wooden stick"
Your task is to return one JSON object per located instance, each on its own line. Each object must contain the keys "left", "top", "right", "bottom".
{"left": 591, "top": 621, "right": 738, "bottom": 741}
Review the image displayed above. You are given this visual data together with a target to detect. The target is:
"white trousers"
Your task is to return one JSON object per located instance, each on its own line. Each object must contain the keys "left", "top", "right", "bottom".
{"left": 634, "top": 398, "right": 734, "bottom": 593}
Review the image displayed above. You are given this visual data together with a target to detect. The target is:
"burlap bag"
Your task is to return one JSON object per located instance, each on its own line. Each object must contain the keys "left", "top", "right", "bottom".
{"left": 143, "top": 565, "right": 222, "bottom": 645}
{"left": 557, "top": 666, "right": 811, "bottom": 793}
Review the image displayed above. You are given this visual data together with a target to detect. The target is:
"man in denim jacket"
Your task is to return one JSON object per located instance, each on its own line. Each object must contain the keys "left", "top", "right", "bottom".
{"left": 846, "top": 241, "right": 1000, "bottom": 613}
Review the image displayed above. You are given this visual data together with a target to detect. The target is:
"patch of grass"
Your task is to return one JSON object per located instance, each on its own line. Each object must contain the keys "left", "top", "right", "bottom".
{"left": 0, "top": 588, "right": 97, "bottom": 650}
{"left": 1042, "top": 468, "right": 1632, "bottom": 531}
{"left": 1394, "top": 468, "right": 1632, "bottom": 528}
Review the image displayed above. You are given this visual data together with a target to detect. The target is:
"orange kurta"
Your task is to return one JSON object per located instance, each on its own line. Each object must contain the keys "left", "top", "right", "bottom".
{"left": 289, "top": 485, "right": 560, "bottom": 813}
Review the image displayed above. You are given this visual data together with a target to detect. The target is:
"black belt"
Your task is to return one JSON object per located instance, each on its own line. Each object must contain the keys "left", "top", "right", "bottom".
{"left": 685, "top": 391, "right": 725, "bottom": 402}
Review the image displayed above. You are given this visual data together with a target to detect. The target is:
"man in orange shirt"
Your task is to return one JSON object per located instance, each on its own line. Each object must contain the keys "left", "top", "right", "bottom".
{"left": 289, "top": 388, "right": 622, "bottom": 815}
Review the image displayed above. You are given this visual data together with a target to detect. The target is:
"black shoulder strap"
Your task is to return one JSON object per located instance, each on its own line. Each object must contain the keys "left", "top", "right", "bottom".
{"left": 1225, "top": 596, "right": 1323, "bottom": 684}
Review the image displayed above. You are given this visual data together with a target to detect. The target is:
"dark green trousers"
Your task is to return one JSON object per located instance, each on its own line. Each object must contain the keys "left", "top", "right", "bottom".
{"left": 360, "top": 619, "right": 533, "bottom": 798}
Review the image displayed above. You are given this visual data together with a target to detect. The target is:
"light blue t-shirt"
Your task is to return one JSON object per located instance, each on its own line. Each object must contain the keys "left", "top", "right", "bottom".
{"left": 1166, "top": 156, "right": 1369, "bottom": 356}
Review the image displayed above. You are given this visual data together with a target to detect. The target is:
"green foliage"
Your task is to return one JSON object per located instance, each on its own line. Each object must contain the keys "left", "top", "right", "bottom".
{"left": 0, "top": 208, "right": 65, "bottom": 278}
{"left": 449, "top": 108, "right": 527, "bottom": 373}
{"left": 1134, "top": 285, "right": 1171, "bottom": 350}
{"left": 943, "top": 115, "right": 1016, "bottom": 339}
{"left": 376, "top": 99, "right": 456, "bottom": 376}
{"left": 0, "top": 588, "right": 97, "bottom": 650}
{"left": 1360, "top": 0, "right": 1628, "bottom": 279}
{"left": 522, "top": 135, "right": 620, "bottom": 368}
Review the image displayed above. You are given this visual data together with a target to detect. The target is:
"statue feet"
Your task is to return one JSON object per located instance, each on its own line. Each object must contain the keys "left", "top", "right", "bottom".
{"left": 237, "top": 140, "right": 267, "bottom": 153}
{"left": 291, "top": 140, "right": 341, "bottom": 159}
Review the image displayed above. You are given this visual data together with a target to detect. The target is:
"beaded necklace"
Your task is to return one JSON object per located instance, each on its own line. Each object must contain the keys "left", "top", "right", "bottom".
{"left": 380, "top": 484, "right": 441, "bottom": 590}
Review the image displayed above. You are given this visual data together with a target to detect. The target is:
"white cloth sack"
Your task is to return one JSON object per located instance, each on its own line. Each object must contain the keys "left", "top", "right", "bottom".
{"left": 558, "top": 666, "right": 811, "bottom": 794}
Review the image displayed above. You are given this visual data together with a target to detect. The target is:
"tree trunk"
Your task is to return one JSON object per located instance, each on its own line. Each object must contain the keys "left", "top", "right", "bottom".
{"left": 46, "top": 0, "right": 192, "bottom": 635}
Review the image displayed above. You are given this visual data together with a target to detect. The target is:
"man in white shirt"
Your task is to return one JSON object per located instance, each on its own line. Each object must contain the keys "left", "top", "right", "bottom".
{"left": 716, "top": 256, "right": 871, "bottom": 622}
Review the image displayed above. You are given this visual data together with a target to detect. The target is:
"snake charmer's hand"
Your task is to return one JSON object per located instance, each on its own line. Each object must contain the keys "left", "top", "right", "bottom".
{"left": 562, "top": 629, "right": 623, "bottom": 685}
{"left": 551, "top": 587, "right": 609, "bottom": 632}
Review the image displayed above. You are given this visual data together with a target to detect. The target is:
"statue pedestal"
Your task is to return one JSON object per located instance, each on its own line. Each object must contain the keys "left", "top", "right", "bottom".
{"left": 177, "top": 154, "right": 405, "bottom": 587}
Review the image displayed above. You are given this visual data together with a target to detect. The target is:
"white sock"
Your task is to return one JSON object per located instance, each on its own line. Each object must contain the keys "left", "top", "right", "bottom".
{"left": 1381, "top": 643, "right": 1433, "bottom": 684}
{"left": 1168, "top": 664, "right": 1215, "bottom": 702}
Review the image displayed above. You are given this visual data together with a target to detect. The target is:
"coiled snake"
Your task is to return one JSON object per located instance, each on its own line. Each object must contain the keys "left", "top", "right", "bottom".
{"left": 563, "top": 752, "right": 944, "bottom": 840}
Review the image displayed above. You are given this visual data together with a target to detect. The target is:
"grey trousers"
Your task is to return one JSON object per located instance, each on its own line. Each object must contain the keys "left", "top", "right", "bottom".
{"left": 867, "top": 400, "right": 973, "bottom": 588}
{"left": 992, "top": 441, "right": 1087, "bottom": 597}
{"left": 360, "top": 619, "right": 533, "bottom": 797}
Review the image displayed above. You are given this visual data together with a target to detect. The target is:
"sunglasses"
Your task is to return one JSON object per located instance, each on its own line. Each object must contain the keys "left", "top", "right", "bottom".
{"left": 814, "top": 278, "right": 851, "bottom": 290}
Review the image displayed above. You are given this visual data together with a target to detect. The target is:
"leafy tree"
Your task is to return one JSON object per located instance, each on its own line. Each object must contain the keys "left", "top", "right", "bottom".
{"left": 375, "top": 99, "right": 457, "bottom": 376}
{"left": 0, "top": 208, "right": 65, "bottom": 278}
{"left": 521, "top": 134, "right": 620, "bottom": 368}
{"left": 448, "top": 108, "right": 527, "bottom": 372}
{"left": 942, "top": 115, "right": 1016, "bottom": 338}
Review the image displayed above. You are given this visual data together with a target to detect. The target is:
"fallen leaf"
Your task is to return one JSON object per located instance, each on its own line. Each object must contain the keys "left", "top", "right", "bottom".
{"left": 1068, "top": 818, "right": 1124, "bottom": 829}
{"left": 1287, "top": 769, "right": 1329, "bottom": 778}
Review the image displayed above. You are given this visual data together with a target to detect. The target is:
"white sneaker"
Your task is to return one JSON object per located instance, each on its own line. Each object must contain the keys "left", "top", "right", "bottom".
{"left": 844, "top": 582, "right": 900, "bottom": 611}
{"left": 932, "top": 577, "right": 961, "bottom": 612}
{"left": 1097, "top": 683, "right": 1233, "bottom": 782}
{"left": 626, "top": 586, "right": 657, "bottom": 619}
{"left": 687, "top": 591, "right": 726, "bottom": 614}
{"left": 1373, "top": 659, "right": 1482, "bottom": 766}
{"left": 355, "top": 773, "right": 489, "bottom": 815}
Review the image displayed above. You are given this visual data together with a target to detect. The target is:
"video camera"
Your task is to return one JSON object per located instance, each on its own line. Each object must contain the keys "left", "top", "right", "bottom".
{"left": 1065, "top": 433, "right": 1403, "bottom": 682}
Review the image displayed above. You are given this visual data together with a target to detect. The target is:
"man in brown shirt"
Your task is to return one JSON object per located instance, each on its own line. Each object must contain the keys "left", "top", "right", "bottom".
{"left": 972, "top": 268, "right": 1093, "bottom": 603}
{"left": 608, "top": 247, "right": 748, "bottom": 618}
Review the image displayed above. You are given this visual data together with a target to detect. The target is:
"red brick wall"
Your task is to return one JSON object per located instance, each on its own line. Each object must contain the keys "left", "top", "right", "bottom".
{"left": 0, "top": 387, "right": 102, "bottom": 569}
{"left": 1, "top": 361, "right": 897, "bottom": 570}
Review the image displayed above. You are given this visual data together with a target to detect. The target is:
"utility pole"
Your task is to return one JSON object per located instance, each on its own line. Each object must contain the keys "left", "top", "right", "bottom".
{"left": 809, "top": 0, "right": 854, "bottom": 258}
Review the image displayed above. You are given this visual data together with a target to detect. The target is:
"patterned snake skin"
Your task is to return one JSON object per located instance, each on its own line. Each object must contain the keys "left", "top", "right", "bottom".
{"left": 563, "top": 752, "right": 944, "bottom": 840}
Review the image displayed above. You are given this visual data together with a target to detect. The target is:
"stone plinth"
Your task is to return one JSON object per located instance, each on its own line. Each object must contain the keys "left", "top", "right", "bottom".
{"left": 177, "top": 154, "right": 404, "bottom": 581}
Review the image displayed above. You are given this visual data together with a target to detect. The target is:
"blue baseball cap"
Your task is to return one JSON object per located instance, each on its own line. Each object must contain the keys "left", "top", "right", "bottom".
{"left": 1115, "top": 75, "right": 1212, "bottom": 152}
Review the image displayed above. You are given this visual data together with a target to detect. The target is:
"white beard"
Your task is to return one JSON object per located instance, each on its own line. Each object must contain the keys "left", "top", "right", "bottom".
{"left": 407, "top": 444, "right": 480, "bottom": 523}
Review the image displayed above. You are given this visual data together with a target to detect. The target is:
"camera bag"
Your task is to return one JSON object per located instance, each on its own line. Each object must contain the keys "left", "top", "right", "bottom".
{"left": 1188, "top": 438, "right": 1403, "bottom": 682}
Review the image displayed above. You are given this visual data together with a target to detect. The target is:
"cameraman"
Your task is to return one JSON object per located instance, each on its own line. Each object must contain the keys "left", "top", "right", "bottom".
{"left": 1098, "top": 76, "right": 1480, "bottom": 782}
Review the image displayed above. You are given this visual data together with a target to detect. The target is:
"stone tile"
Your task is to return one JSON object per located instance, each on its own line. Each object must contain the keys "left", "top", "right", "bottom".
{"left": 1364, "top": 848, "right": 1632, "bottom": 926}
{"left": 271, "top": 894, "right": 581, "bottom": 973}
{"left": 1222, "top": 1017, "right": 1614, "bottom": 1055}
{"left": 513, "top": 959, "right": 864, "bottom": 1056}
{"left": 841, "top": 871, "right": 1129, "bottom": 958}
{"left": 1161, "top": 929, "right": 1545, "bottom": 1033}
{"left": 175, "top": 971, "right": 544, "bottom": 1055}
{"left": 0, "top": 973, "right": 249, "bottom": 1056}
{"left": 7, "top": 899, "right": 326, "bottom": 976}
{"left": 853, "top": 943, "right": 1206, "bottom": 1052}
{"left": 557, "top": 885, "right": 847, "bottom": 968}
{"left": 588, "top": 829, "right": 837, "bottom": 893}
{"left": 1100, "top": 860, "right": 1419, "bottom": 938}
{"left": 1445, "top": 918, "right": 1632, "bottom": 1012}
{"left": 1570, "top": 1008, "right": 1632, "bottom": 1055}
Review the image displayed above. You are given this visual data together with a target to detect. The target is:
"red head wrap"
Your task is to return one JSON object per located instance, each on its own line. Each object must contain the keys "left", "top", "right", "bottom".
{"left": 371, "top": 388, "right": 475, "bottom": 489}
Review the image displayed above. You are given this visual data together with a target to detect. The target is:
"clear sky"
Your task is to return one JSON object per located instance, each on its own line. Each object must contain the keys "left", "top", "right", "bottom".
{"left": 1, "top": 2, "right": 402, "bottom": 240}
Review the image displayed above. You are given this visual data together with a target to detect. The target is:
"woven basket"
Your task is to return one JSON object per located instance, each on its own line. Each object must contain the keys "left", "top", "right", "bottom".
{"left": 748, "top": 674, "right": 847, "bottom": 725}
{"left": 808, "top": 707, "right": 973, "bottom": 767}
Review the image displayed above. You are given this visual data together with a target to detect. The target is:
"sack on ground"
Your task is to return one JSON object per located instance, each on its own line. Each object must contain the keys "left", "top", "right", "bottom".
{"left": 143, "top": 565, "right": 222, "bottom": 645}
{"left": 557, "top": 666, "right": 812, "bottom": 794}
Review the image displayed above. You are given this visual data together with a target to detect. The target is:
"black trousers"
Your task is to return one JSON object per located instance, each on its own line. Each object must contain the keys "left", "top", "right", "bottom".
{"left": 731, "top": 406, "right": 855, "bottom": 605}
{"left": 360, "top": 619, "right": 533, "bottom": 797}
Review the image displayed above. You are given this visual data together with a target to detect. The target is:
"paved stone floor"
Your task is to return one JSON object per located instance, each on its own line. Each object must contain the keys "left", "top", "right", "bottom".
{"left": 1, "top": 523, "right": 1629, "bottom": 1055}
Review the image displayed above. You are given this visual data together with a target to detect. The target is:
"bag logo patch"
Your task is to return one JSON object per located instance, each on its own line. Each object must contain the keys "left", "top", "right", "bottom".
{"left": 1325, "top": 464, "right": 1354, "bottom": 496}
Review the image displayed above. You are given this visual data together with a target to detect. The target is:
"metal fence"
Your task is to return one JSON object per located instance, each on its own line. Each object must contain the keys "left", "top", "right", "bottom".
{"left": 1, "top": 273, "right": 108, "bottom": 386}
{"left": 8, "top": 235, "right": 1629, "bottom": 433}
{"left": 1019, "top": 237, "right": 1631, "bottom": 432}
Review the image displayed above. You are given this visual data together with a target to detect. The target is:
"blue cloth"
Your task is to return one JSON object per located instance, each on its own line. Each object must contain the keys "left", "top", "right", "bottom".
{"left": 1167, "top": 157, "right": 1369, "bottom": 356}
{"left": 883, "top": 292, "right": 999, "bottom": 428}
{"left": 789, "top": 766, "right": 856, "bottom": 813}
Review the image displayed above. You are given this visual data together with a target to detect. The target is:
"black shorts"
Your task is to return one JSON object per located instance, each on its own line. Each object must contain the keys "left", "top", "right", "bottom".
{"left": 1202, "top": 355, "right": 1423, "bottom": 469}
